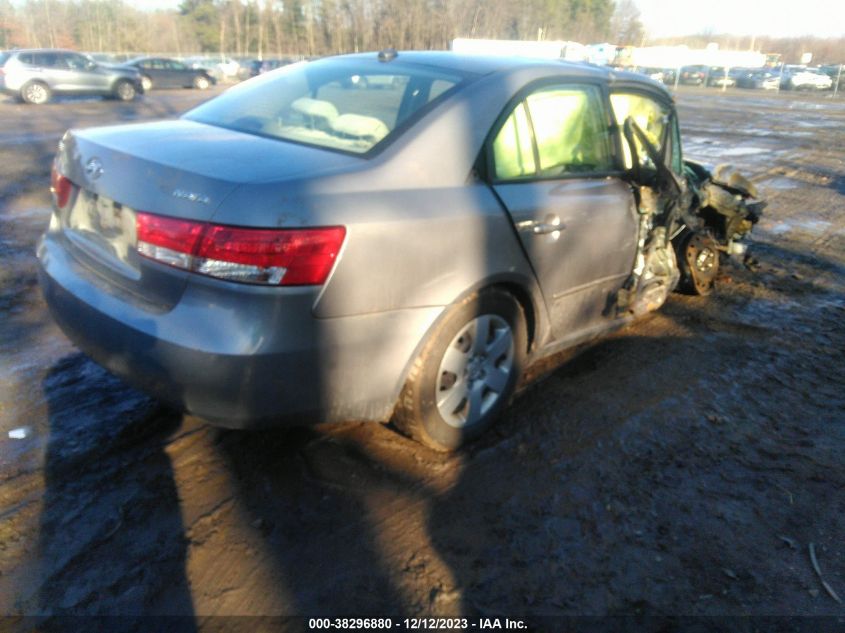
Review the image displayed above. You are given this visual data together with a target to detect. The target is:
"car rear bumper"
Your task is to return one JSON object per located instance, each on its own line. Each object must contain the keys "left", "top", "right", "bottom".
{"left": 38, "top": 231, "right": 443, "bottom": 428}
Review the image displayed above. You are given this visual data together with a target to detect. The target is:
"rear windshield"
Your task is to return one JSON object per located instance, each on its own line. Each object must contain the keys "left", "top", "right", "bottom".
{"left": 185, "top": 57, "right": 472, "bottom": 155}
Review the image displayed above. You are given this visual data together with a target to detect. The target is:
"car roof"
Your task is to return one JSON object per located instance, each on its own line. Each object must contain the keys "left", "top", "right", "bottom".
{"left": 9, "top": 48, "right": 81, "bottom": 54}
{"left": 333, "top": 51, "right": 671, "bottom": 99}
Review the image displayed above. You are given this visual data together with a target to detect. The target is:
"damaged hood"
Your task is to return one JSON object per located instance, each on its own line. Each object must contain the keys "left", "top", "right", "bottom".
{"left": 684, "top": 161, "right": 765, "bottom": 243}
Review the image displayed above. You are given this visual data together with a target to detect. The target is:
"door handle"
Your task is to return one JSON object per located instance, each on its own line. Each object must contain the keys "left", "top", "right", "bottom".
{"left": 515, "top": 215, "right": 564, "bottom": 236}
{"left": 532, "top": 222, "right": 565, "bottom": 235}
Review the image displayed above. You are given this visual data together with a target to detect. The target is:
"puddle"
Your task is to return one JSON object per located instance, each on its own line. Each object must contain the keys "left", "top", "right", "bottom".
{"left": 795, "top": 119, "right": 833, "bottom": 129}
{"left": 720, "top": 146, "right": 769, "bottom": 157}
{"left": 8, "top": 427, "right": 31, "bottom": 440}
{"left": 757, "top": 218, "right": 831, "bottom": 236}
{"left": 761, "top": 177, "right": 799, "bottom": 190}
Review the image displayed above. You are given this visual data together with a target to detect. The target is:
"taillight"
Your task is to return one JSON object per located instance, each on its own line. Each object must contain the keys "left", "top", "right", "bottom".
{"left": 50, "top": 164, "right": 72, "bottom": 209}
{"left": 136, "top": 212, "right": 206, "bottom": 271}
{"left": 136, "top": 211, "right": 345, "bottom": 286}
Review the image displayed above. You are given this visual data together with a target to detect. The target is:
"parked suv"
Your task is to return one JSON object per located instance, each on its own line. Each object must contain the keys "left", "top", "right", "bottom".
{"left": 0, "top": 49, "right": 143, "bottom": 104}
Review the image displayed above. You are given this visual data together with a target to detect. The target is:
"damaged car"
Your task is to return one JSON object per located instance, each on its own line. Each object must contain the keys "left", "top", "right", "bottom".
{"left": 38, "top": 51, "right": 763, "bottom": 451}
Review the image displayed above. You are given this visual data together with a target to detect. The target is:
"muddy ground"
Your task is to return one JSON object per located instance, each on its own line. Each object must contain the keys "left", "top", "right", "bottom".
{"left": 0, "top": 86, "right": 843, "bottom": 630}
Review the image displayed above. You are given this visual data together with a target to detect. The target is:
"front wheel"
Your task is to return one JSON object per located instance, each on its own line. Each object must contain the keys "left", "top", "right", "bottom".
{"left": 114, "top": 80, "right": 137, "bottom": 101}
{"left": 193, "top": 75, "right": 210, "bottom": 90}
{"left": 393, "top": 290, "right": 527, "bottom": 451}
{"left": 676, "top": 231, "right": 719, "bottom": 296}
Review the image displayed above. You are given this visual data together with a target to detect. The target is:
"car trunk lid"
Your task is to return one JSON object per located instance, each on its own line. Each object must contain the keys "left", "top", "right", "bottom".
{"left": 54, "top": 119, "right": 357, "bottom": 309}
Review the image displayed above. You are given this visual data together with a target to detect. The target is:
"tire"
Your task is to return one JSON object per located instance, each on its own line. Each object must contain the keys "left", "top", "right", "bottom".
{"left": 21, "top": 81, "right": 51, "bottom": 105}
{"left": 193, "top": 75, "right": 210, "bottom": 90}
{"left": 394, "top": 289, "right": 527, "bottom": 451}
{"left": 141, "top": 75, "right": 153, "bottom": 92}
{"left": 114, "top": 80, "right": 137, "bottom": 101}
{"left": 676, "top": 230, "right": 719, "bottom": 296}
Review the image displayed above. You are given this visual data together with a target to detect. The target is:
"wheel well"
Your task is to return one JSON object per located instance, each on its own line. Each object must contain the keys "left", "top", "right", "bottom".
{"left": 388, "top": 280, "right": 541, "bottom": 420}
{"left": 489, "top": 282, "right": 537, "bottom": 353}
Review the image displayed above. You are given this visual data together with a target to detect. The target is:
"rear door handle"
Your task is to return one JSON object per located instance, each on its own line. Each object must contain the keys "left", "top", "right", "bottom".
{"left": 532, "top": 222, "right": 564, "bottom": 235}
{"left": 516, "top": 216, "right": 565, "bottom": 235}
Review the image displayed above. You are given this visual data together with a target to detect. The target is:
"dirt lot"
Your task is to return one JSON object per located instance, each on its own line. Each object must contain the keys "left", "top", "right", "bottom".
{"left": 0, "top": 86, "right": 843, "bottom": 629}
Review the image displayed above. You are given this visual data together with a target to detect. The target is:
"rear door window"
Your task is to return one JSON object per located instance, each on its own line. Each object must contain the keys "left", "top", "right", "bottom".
{"left": 492, "top": 102, "right": 536, "bottom": 180}
{"left": 65, "top": 53, "right": 91, "bottom": 70}
{"left": 33, "top": 52, "right": 63, "bottom": 68}
{"left": 491, "top": 83, "right": 614, "bottom": 181}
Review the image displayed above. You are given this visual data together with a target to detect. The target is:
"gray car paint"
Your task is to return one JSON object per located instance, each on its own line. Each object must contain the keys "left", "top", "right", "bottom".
{"left": 39, "top": 52, "right": 671, "bottom": 427}
{"left": 495, "top": 178, "right": 639, "bottom": 338}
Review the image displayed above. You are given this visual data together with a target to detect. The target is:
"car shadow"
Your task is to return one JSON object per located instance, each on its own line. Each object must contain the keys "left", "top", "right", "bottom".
{"left": 35, "top": 354, "right": 197, "bottom": 630}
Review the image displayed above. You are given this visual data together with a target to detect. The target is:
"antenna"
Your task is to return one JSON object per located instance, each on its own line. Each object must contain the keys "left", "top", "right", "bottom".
{"left": 378, "top": 48, "right": 398, "bottom": 62}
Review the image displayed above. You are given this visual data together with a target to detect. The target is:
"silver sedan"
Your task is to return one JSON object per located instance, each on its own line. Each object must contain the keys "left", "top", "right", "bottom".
{"left": 38, "top": 51, "right": 760, "bottom": 450}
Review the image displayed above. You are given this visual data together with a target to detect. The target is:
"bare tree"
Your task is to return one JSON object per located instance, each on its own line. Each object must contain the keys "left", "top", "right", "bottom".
{"left": 610, "top": 0, "right": 644, "bottom": 45}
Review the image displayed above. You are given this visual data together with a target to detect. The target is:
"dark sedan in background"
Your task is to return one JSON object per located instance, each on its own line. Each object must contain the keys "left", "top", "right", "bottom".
{"left": 125, "top": 57, "right": 215, "bottom": 92}
{"left": 247, "top": 58, "right": 296, "bottom": 77}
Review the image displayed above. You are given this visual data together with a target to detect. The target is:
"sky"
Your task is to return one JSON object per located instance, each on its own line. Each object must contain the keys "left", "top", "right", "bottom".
{"left": 631, "top": 0, "right": 844, "bottom": 38}
{"left": 132, "top": 0, "right": 845, "bottom": 39}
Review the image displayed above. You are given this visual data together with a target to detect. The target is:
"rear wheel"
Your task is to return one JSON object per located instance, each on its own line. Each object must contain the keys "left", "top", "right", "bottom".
{"left": 193, "top": 75, "right": 210, "bottom": 90}
{"left": 140, "top": 75, "right": 153, "bottom": 92}
{"left": 394, "top": 290, "right": 527, "bottom": 451}
{"left": 21, "top": 81, "right": 51, "bottom": 105}
{"left": 114, "top": 80, "right": 137, "bottom": 101}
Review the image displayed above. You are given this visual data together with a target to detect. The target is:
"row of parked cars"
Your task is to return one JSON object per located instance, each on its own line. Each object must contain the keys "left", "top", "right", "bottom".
{"left": 0, "top": 49, "right": 223, "bottom": 104}
{"left": 2, "top": 47, "right": 843, "bottom": 105}
{"left": 628, "top": 64, "right": 842, "bottom": 91}
{"left": 0, "top": 48, "right": 307, "bottom": 104}
{"left": 92, "top": 52, "right": 305, "bottom": 82}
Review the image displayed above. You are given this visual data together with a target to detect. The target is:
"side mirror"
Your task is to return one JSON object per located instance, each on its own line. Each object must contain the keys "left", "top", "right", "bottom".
{"left": 87, "top": 61, "right": 98, "bottom": 70}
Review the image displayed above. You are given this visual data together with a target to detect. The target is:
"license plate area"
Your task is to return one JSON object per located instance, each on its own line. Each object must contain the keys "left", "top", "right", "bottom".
{"left": 65, "top": 189, "right": 140, "bottom": 279}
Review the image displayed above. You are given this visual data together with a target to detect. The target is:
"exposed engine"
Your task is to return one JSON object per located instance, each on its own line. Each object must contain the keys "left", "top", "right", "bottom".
{"left": 615, "top": 118, "right": 765, "bottom": 315}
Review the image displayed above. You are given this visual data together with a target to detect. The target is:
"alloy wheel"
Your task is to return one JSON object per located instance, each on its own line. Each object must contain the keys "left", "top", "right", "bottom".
{"left": 435, "top": 314, "right": 514, "bottom": 429}
{"left": 116, "top": 82, "right": 136, "bottom": 101}
{"left": 24, "top": 83, "right": 48, "bottom": 105}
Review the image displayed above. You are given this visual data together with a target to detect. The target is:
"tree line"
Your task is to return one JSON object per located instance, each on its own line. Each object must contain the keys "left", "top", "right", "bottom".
{"left": 0, "top": 0, "right": 624, "bottom": 57}
{"left": 0, "top": 0, "right": 840, "bottom": 64}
